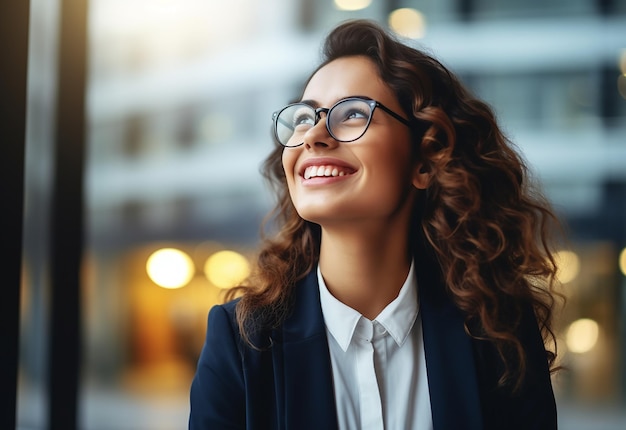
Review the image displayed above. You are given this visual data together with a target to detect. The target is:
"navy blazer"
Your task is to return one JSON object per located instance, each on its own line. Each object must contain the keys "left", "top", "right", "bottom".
{"left": 189, "top": 261, "right": 556, "bottom": 429}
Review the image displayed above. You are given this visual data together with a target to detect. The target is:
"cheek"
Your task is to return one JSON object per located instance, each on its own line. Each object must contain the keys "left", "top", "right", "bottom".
{"left": 364, "top": 135, "right": 413, "bottom": 179}
{"left": 281, "top": 150, "right": 295, "bottom": 177}
{"left": 281, "top": 149, "right": 300, "bottom": 193}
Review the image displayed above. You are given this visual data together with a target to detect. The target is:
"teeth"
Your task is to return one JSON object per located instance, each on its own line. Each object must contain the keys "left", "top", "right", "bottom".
{"left": 303, "top": 165, "right": 349, "bottom": 179}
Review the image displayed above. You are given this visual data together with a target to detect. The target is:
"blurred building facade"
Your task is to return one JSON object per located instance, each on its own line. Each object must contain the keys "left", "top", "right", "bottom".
{"left": 20, "top": 0, "right": 626, "bottom": 429}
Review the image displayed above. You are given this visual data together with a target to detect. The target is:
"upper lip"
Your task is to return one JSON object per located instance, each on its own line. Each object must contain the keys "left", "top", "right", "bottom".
{"left": 297, "top": 157, "right": 358, "bottom": 177}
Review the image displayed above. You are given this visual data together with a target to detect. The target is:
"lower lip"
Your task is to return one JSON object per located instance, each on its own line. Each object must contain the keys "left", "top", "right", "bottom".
{"left": 300, "top": 174, "right": 354, "bottom": 186}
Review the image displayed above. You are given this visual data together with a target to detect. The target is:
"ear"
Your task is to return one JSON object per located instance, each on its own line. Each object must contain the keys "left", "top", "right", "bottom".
{"left": 412, "top": 163, "right": 430, "bottom": 190}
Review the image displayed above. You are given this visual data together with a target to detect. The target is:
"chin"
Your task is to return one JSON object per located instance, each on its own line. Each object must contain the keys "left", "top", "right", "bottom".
{"left": 295, "top": 209, "right": 328, "bottom": 225}
{"left": 294, "top": 205, "right": 339, "bottom": 225}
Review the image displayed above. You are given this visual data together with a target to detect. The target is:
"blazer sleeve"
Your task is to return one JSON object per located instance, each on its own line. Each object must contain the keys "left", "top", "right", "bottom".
{"left": 473, "top": 303, "right": 557, "bottom": 430}
{"left": 514, "top": 304, "right": 558, "bottom": 429}
{"left": 189, "top": 304, "right": 246, "bottom": 430}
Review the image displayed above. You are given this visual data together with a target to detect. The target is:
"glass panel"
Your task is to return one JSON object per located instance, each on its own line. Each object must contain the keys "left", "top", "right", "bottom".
{"left": 82, "top": 0, "right": 284, "bottom": 427}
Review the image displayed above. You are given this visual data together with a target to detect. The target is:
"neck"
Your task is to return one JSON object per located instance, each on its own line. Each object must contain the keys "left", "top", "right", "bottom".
{"left": 318, "top": 220, "right": 412, "bottom": 320}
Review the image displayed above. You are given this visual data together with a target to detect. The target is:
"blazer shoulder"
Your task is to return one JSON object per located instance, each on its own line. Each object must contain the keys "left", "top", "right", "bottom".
{"left": 189, "top": 300, "right": 247, "bottom": 429}
{"left": 215, "top": 297, "right": 239, "bottom": 321}
{"left": 203, "top": 299, "right": 243, "bottom": 349}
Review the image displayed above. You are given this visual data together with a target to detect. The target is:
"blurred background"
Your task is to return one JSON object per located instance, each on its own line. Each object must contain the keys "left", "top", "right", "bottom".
{"left": 17, "top": 0, "right": 626, "bottom": 428}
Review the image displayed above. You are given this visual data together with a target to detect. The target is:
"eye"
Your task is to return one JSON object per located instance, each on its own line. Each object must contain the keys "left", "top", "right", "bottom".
{"left": 333, "top": 107, "right": 370, "bottom": 125}
{"left": 331, "top": 100, "right": 372, "bottom": 125}
{"left": 292, "top": 107, "right": 315, "bottom": 128}
{"left": 343, "top": 108, "right": 368, "bottom": 121}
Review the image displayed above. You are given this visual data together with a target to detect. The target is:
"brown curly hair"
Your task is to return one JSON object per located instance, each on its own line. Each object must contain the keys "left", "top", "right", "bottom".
{"left": 229, "top": 19, "right": 560, "bottom": 390}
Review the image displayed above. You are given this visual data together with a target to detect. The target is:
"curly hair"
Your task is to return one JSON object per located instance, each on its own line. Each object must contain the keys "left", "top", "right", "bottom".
{"left": 229, "top": 19, "right": 560, "bottom": 390}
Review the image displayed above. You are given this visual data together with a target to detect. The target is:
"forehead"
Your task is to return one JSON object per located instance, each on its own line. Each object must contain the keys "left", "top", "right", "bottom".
{"left": 302, "top": 56, "right": 397, "bottom": 107}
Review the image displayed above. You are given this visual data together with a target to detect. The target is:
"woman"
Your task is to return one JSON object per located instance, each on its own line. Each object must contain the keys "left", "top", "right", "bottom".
{"left": 190, "top": 19, "right": 560, "bottom": 430}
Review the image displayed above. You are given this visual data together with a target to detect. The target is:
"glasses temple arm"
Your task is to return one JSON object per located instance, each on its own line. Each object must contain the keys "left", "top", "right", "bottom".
{"left": 376, "top": 103, "right": 411, "bottom": 126}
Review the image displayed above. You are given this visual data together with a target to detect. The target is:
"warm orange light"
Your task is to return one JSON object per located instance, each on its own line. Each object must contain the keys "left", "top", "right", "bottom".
{"left": 334, "top": 0, "right": 372, "bottom": 11}
{"left": 619, "top": 247, "right": 626, "bottom": 276}
{"left": 566, "top": 318, "right": 599, "bottom": 354}
{"left": 204, "top": 250, "right": 250, "bottom": 289}
{"left": 554, "top": 250, "right": 580, "bottom": 284}
{"left": 388, "top": 8, "right": 426, "bottom": 39}
{"left": 146, "top": 248, "right": 194, "bottom": 289}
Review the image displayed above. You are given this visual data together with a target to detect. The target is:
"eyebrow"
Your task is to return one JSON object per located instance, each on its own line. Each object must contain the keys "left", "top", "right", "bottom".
{"left": 298, "top": 95, "right": 374, "bottom": 108}
{"left": 299, "top": 99, "right": 318, "bottom": 108}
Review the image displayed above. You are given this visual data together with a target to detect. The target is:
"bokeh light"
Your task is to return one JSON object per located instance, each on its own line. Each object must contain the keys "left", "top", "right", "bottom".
{"left": 619, "top": 247, "right": 626, "bottom": 276}
{"left": 334, "top": 0, "right": 372, "bottom": 11}
{"left": 554, "top": 250, "right": 581, "bottom": 284}
{"left": 146, "top": 248, "right": 195, "bottom": 289}
{"left": 566, "top": 318, "right": 600, "bottom": 354}
{"left": 204, "top": 250, "right": 250, "bottom": 289}
{"left": 388, "top": 8, "right": 426, "bottom": 39}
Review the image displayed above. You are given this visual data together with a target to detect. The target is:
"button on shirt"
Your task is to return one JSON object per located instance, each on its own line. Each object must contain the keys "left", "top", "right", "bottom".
{"left": 318, "top": 263, "right": 433, "bottom": 430}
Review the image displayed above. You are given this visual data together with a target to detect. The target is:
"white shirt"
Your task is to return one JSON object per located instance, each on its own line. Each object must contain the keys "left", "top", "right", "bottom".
{"left": 318, "top": 263, "right": 433, "bottom": 430}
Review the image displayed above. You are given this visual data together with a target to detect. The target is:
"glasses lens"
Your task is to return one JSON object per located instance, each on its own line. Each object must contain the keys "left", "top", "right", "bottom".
{"left": 275, "top": 103, "right": 315, "bottom": 147}
{"left": 328, "top": 99, "right": 373, "bottom": 142}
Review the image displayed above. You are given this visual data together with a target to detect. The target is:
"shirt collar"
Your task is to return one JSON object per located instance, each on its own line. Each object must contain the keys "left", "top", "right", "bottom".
{"left": 317, "top": 261, "right": 419, "bottom": 351}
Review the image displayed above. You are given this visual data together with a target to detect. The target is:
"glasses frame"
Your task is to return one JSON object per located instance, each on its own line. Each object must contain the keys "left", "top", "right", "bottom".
{"left": 272, "top": 97, "right": 410, "bottom": 147}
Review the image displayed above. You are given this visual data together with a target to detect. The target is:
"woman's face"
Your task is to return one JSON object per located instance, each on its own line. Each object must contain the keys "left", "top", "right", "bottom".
{"left": 282, "top": 55, "right": 424, "bottom": 228}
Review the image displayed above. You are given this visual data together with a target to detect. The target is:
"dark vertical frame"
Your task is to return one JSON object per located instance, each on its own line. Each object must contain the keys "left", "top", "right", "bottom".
{"left": 596, "top": 0, "right": 615, "bottom": 15}
{"left": 457, "top": 0, "right": 475, "bottom": 21}
{"left": 600, "top": 64, "right": 620, "bottom": 127}
{"left": 48, "top": 0, "right": 87, "bottom": 429}
{"left": 0, "top": 2, "right": 30, "bottom": 429}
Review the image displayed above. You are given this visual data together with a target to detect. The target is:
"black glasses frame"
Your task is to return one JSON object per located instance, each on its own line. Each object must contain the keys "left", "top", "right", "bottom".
{"left": 272, "top": 97, "right": 410, "bottom": 147}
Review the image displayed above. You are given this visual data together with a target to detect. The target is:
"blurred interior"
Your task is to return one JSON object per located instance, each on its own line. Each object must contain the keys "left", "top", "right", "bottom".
{"left": 18, "top": 0, "right": 626, "bottom": 428}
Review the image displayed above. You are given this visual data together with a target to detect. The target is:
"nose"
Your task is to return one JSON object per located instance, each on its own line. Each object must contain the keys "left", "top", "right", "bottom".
{"left": 303, "top": 113, "right": 338, "bottom": 150}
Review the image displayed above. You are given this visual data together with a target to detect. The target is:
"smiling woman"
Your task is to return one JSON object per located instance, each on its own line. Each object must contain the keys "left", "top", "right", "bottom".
{"left": 280, "top": 56, "right": 422, "bottom": 236}
{"left": 189, "top": 19, "right": 562, "bottom": 430}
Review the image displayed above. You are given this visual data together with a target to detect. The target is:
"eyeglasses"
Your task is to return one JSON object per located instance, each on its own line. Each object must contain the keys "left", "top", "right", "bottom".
{"left": 272, "top": 97, "right": 410, "bottom": 147}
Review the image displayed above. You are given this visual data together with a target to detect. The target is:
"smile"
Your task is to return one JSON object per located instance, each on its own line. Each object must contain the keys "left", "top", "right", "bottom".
{"left": 303, "top": 165, "right": 353, "bottom": 180}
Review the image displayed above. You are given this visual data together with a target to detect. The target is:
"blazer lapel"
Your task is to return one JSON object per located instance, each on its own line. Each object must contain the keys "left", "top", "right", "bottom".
{"left": 270, "top": 260, "right": 483, "bottom": 429}
{"left": 416, "top": 256, "right": 484, "bottom": 430}
{"left": 272, "top": 271, "right": 338, "bottom": 430}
